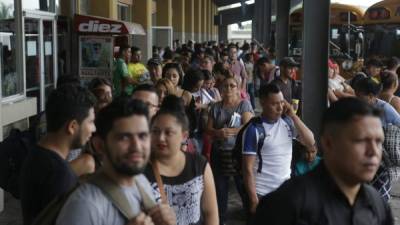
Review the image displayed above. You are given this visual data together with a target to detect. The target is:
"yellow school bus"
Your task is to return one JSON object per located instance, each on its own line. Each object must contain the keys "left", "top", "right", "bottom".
{"left": 288, "top": 3, "right": 366, "bottom": 79}
{"left": 364, "top": 0, "right": 400, "bottom": 59}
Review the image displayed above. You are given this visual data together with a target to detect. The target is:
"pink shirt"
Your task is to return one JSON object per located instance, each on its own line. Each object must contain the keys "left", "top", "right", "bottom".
{"left": 229, "top": 59, "right": 248, "bottom": 87}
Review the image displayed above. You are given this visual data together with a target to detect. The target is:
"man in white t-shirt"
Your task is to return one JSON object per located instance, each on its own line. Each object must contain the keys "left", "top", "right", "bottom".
{"left": 56, "top": 99, "right": 175, "bottom": 225}
{"left": 242, "top": 83, "right": 315, "bottom": 216}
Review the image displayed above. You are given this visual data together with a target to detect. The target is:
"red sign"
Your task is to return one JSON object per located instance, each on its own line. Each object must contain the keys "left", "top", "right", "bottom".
{"left": 74, "top": 14, "right": 145, "bottom": 35}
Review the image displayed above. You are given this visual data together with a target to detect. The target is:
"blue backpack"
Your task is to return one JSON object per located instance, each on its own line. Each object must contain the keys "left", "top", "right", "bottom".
{"left": 232, "top": 117, "right": 266, "bottom": 174}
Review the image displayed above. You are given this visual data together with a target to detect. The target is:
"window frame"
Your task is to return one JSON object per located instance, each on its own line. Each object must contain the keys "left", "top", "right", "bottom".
{"left": 1, "top": 0, "right": 25, "bottom": 103}
{"left": 117, "top": 2, "right": 131, "bottom": 22}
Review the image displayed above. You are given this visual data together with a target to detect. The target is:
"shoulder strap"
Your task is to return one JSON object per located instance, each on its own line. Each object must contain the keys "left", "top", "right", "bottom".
{"left": 89, "top": 172, "right": 156, "bottom": 220}
{"left": 253, "top": 117, "right": 266, "bottom": 173}
{"left": 282, "top": 116, "right": 295, "bottom": 136}
{"left": 136, "top": 178, "right": 158, "bottom": 210}
{"left": 151, "top": 161, "right": 168, "bottom": 204}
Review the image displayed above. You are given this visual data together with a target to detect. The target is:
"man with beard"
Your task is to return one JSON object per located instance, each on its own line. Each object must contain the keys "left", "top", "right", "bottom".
{"left": 20, "top": 84, "right": 96, "bottom": 225}
{"left": 56, "top": 98, "right": 176, "bottom": 225}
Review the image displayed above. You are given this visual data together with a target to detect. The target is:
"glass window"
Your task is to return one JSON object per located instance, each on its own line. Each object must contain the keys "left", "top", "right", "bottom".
{"left": 118, "top": 3, "right": 131, "bottom": 21}
{"left": 1, "top": 0, "right": 23, "bottom": 98}
{"left": 22, "top": 0, "right": 56, "bottom": 12}
{"left": 80, "top": 0, "right": 89, "bottom": 15}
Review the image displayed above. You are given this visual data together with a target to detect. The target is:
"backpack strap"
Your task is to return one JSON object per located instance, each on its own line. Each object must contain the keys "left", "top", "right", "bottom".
{"left": 282, "top": 116, "right": 295, "bottom": 137}
{"left": 253, "top": 117, "right": 266, "bottom": 173}
{"left": 89, "top": 172, "right": 156, "bottom": 220}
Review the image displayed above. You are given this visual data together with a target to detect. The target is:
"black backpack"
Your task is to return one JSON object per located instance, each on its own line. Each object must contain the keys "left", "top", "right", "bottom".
{"left": 0, "top": 128, "right": 35, "bottom": 198}
{"left": 232, "top": 117, "right": 266, "bottom": 174}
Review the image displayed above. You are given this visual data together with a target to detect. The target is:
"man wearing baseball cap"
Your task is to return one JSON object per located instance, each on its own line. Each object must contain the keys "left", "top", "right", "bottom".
{"left": 271, "top": 57, "right": 301, "bottom": 102}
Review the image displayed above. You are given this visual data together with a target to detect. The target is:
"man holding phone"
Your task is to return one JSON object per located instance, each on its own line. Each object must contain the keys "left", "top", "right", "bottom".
{"left": 241, "top": 83, "right": 315, "bottom": 221}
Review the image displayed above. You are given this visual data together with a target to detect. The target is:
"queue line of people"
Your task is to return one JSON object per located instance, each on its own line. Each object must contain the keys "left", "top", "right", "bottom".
{"left": 15, "top": 40, "right": 398, "bottom": 225}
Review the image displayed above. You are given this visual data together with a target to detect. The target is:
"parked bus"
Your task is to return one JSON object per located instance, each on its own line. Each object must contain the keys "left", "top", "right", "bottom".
{"left": 289, "top": 3, "right": 365, "bottom": 78}
{"left": 364, "top": 0, "right": 400, "bottom": 60}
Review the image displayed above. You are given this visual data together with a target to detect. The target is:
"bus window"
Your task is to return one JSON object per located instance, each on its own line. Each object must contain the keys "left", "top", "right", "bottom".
{"left": 332, "top": 28, "right": 340, "bottom": 40}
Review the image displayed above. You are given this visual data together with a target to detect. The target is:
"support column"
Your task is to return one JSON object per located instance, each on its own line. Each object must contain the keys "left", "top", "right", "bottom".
{"left": 133, "top": 0, "right": 153, "bottom": 61}
{"left": 276, "top": 0, "right": 290, "bottom": 62}
{"left": 185, "top": 0, "right": 195, "bottom": 42}
{"left": 172, "top": 0, "right": 185, "bottom": 43}
{"left": 194, "top": 0, "right": 202, "bottom": 42}
{"left": 207, "top": 0, "right": 212, "bottom": 42}
{"left": 302, "top": 0, "right": 330, "bottom": 139}
{"left": 202, "top": 0, "right": 208, "bottom": 42}
{"left": 210, "top": 1, "right": 215, "bottom": 41}
{"left": 253, "top": 0, "right": 261, "bottom": 43}
{"left": 156, "top": 0, "right": 172, "bottom": 26}
{"left": 215, "top": 4, "right": 219, "bottom": 42}
{"left": 263, "top": 0, "right": 272, "bottom": 47}
{"left": 218, "top": 25, "right": 228, "bottom": 43}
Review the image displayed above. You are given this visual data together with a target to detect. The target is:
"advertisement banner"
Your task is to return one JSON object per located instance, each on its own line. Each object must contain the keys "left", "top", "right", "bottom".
{"left": 79, "top": 36, "right": 113, "bottom": 78}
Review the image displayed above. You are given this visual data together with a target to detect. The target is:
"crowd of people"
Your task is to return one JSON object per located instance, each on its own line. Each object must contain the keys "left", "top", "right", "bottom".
{"left": 15, "top": 39, "right": 400, "bottom": 225}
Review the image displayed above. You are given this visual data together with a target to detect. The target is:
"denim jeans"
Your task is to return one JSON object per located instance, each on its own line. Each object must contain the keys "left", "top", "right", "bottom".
{"left": 247, "top": 83, "right": 256, "bottom": 109}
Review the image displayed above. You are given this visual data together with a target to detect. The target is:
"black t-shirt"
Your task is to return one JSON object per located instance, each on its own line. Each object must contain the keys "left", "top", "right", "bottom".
{"left": 255, "top": 163, "right": 393, "bottom": 225}
{"left": 20, "top": 145, "right": 78, "bottom": 225}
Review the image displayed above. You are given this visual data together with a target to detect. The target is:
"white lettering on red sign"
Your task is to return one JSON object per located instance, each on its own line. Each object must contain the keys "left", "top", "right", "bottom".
{"left": 78, "top": 20, "right": 122, "bottom": 33}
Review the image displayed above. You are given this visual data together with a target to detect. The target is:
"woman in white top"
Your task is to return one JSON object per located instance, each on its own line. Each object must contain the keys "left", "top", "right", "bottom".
{"left": 328, "top": 60, "right": 354, "bottom": 102}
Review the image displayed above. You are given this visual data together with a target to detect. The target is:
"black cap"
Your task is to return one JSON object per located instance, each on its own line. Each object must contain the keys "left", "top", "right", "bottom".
{"left": 147, "top": 58, "right": 162, "bottom": 67}
{"left": 279, "top": 57, "right": 300, "bottom": 68}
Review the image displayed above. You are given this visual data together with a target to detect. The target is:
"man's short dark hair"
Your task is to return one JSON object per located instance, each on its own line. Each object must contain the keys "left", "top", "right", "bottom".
{"left": 132, "top": 84, "right": 157, "bottom": 95}
{"left": 57, "top": 75, "right": 80, "bottom": 88}
{"left": 95, "top": 97, "right": 149, "bottom": 139}
{"left": 118, "top": 45, "right": 131, "bottom": 56}
{"left": 256, "top": 57, "right": 271, "bottom": 67}
{"left": 163, "top": 49, "right": 174, "bottom": 60}
{"left": 46, "top": 84, "right": 96, "bottom": 132}
{"left": 259, "top": 83, "right": 281, "bottom": 99}
{"left": 228, "top": 43, "right": 237, "bottom": 50}
{"left": 321, "top": 97, "right": 381, "bottom": 135}
{"left": 131, "top": 46, "right": 141, "bottom": 54}
{"left": 88, "top": 77, "right": 112, "bottom": 91}
{"left": 366, "top": 58, "right": 383, "bottom": 68}
{"left": 354, "top": 77, "right": 382, "bottom": 96}
{"left": 387, "top": 57, "right": 400, "bottom": 70}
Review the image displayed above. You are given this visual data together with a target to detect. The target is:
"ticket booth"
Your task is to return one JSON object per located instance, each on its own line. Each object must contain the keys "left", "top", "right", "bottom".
{"left": 74, "top": 14, "right": 145, "bottom": 82}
